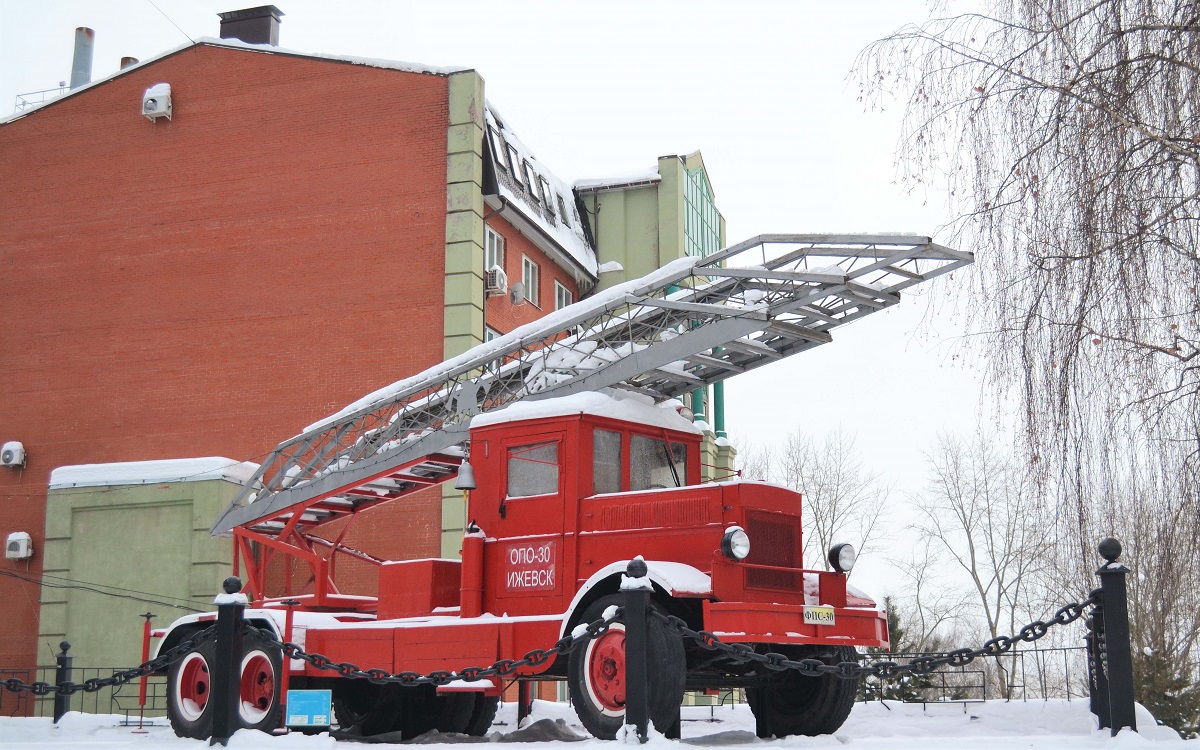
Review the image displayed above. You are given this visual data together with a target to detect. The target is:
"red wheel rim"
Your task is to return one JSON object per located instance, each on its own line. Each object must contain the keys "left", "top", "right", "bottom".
{"left": 175, "top": 652, "right": 210, "bottom": 721}
{"left": 584, "top": 623, "right": 626, "bottom": 716}
{"left": 239, "top": 652, "right": 276, "bottom": 723}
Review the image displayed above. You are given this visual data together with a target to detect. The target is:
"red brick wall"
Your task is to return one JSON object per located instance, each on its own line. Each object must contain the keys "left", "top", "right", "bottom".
{"left": 0, "top": 44, "right": 449, "bottom": 669}
{"left": 484, "top": 216, "right": 582, "bottom": 334}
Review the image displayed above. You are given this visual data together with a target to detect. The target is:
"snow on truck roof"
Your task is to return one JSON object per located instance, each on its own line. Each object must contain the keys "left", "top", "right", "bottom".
{"left": 470, "top": 389, "right": 703, "bottom": 434}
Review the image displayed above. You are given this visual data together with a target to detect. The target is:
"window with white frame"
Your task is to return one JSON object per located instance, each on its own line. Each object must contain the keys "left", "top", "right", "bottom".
{"left": 485, "top": 326, "right": 501, "bottom": 343}
{"left": 522, "top": 256, "right": 540, "bottom": 307}
{"left": 555, "top": 281, "right": 572, "bottom": 310}
{"left": 485, "top": 226, "right": 505, "bottom": 272}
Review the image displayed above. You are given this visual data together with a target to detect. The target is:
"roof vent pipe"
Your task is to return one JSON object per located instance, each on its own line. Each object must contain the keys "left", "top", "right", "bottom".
{"left": 70, "top": 27, "right": 94, "bottom": 89}
{"left": 218, "top": 5, "right": 284, "bottom": 46}
{"left": 120, "top": 56, "right": 139, "bottom": 69}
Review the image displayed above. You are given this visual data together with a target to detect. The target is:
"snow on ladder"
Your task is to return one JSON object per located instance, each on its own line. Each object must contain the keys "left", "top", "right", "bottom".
{"left": 211, "top": 233, "right": 972, "bottom": 537}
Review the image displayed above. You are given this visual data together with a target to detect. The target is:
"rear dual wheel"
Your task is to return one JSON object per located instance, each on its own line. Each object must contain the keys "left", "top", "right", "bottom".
{"left": 166, "top": 627, "right": 282, "bottom": 740}
{"left": 332, "top": 681, "right": 498, "bottom": 738}
{"left": 745, "top": 645, "right": 859, "bottom": 737}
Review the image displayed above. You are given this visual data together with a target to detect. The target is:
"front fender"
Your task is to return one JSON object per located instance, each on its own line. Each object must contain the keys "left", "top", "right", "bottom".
{"left": 559, "top": 559, "right": 711, "bottom": 638}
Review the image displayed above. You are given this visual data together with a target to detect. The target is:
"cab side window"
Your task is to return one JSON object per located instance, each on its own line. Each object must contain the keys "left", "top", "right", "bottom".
{"left": 507, "top": 441, "right": 559, "bottom": 497}
{"left": 593, "top": 429, "right": 622, "bottom": 495}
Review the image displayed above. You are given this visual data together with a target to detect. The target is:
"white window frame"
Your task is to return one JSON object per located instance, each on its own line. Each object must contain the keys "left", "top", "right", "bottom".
{"left": 522, "top": 255, "right": 540, "bottom": 307}
{"left": 555, "top": 281, "right": 573, "bottom": 310}
{"left": 485, "top": 225, "right": 505, "bottom": 272}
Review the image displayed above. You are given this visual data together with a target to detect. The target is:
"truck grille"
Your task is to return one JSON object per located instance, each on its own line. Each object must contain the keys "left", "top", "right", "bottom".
{"left": 744, "top": 511, "right": 802, "bottom": 591}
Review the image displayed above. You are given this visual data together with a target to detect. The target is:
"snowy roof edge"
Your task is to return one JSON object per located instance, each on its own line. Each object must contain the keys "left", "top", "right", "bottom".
{"left": 49, "top": 457, "right": 261, "bottom": 490}
{"left": 2, "top": 37, "right": 469, "bottom": 127}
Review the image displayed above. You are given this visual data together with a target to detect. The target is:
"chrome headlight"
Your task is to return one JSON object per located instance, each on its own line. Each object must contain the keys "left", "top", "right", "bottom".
{"left": 828, "top": 543, "right": 856, "bottom": 573}
{"left": 721, "top": 527, "right": 751, "bottom": 560}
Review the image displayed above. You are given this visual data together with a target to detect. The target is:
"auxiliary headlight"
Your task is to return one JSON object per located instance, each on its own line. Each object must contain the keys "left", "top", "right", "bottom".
{"left": 828, "top": 542, "right": 856, "bottom": 573}
{"left": 721, "top": 527, "right": 751, "bottom": 560}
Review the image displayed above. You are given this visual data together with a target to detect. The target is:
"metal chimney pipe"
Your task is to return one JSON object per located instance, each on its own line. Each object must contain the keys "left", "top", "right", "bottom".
{"left": 120, "top": 56, "right": 139, "bottom": 69}
{"left": 70, "top": 27, "right": 94, "bottom": 89}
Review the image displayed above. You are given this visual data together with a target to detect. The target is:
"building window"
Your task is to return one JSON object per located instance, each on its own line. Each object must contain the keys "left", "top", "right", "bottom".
{"left": 523, "top": 162, "right": 539, "bottom": 200}
{"left": 557, "top": 194, "right": 572, "bottom": 227}
{"left": 555, "top": 281, "right": 573, "bottom": 310}
{"left": 485, "top": 326, "right": 500, "bottom": 342}
{"left": 522, "top": 256, "right": 540, "bottom": 307}
{"left": 538, "top": 177, "right": 553, "bottom": 210}
{"left": 485, "top": 226, "right": 505, "bottom": 272}
{"left": 506, "top": 145, "right": 523, "bottom": 184}
{"left": 684, "top": 166, "right": 722, "bottom": 258}
{"left": 487, "top": 127, "right": 506, "bottom": 170}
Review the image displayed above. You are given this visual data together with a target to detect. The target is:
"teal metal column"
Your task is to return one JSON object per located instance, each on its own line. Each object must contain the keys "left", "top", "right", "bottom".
{"left": 713, "top": 346, "right": 726, "bottom": 437}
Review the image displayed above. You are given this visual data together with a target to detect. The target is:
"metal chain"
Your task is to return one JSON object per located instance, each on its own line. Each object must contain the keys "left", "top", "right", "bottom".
{"left": 267, "top": 607, "right": 623, "bottom": 687}
{"left": 651, "top": 589, "right": 1102, "bottom": 681}
{"left": 2, "top": 589, "right": 1098, "bottom": 697}
{"left": 1, "top": 627, "right": 217, "bottom": 697}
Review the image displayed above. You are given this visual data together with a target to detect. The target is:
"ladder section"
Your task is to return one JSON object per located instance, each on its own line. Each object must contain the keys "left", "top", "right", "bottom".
{"left": 213, "top": 233, "right": 972, "bottom": 537}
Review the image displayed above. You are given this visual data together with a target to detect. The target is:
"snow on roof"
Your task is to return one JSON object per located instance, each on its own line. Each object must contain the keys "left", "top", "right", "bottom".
{"left": 193, "top": 37, "right": 470, "bottom": 76}
{"left": 574, "top": 170, "right": 662, "bottom": 192}
{"left": 304, "top": 256, "right": 697, "bottom": 433}
{"left": 470, "top": 389, "right": 702, "bottom": 434}
{"left": 484, "top": 105, "right": 597, "bottom": 277}
{"left": 49, "top": 457, "right": 260, "bottom": 490}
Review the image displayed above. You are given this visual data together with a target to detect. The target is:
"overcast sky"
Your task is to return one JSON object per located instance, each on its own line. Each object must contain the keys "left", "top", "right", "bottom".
{"left": 0, "top": 0, "right": 989, "bottom": 596}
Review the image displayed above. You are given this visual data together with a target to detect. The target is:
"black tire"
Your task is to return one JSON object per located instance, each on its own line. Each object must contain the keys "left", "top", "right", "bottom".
{"left": 567, "top": 594, "right": 685, "bottom": 740}
{"left": 332, "top": 681, "right": 402, "bottom": 736}
{"left": 166, "top": 627, "right": 283, "bottom": 738}
{"left": 462, "top": 694, "right": 499, "bottom": 736}
{"left": 167, "top": 629, "right": 217, "bottom": 739}
{"left": 745, "top": 646, "right": 859, "bottom": 737}
{"left": 237, "top": 627, "right": 283, "bottom": 733}
{"left": 400, "top": 686, "right": 476, "bottom": 736}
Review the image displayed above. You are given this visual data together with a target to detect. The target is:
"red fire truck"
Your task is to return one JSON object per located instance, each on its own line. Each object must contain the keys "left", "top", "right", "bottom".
{"left": 152, "top": 235, "right": 972, "bottom": 741}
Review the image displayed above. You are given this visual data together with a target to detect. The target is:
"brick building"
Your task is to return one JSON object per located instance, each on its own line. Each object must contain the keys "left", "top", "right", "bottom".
{"left": 0, "top": 7, "right": 727, "bottom": 679}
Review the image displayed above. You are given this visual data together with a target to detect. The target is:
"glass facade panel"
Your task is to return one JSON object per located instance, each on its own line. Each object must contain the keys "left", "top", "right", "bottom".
{"left": 684, "top": 166, "right": 722, "bottom": 259}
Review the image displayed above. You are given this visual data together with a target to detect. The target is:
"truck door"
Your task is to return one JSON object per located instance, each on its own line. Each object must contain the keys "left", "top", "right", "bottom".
{"left": 491, "top": 431, "right": 566, "bottom": 611}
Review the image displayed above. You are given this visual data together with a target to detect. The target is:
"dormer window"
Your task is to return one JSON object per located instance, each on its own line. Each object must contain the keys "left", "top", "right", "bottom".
{"left": 523, "top": 162, "right": 539, "bottom": 200}
{"left": 506, "top": 145, "right": 523, "bottom": 184}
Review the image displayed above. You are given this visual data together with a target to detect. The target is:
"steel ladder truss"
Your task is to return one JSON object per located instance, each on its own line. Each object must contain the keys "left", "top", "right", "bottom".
{"left": 212, "top": 234, "right": 972, "bottom": 606}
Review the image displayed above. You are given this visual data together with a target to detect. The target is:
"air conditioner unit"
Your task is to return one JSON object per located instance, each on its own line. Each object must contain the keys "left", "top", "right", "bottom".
{"left": 486, "top": 266, "right": 508, "bottom": 295}
{"left": 142, "top": 83, "right": 172, "bottom": 121}
{"left": 6, "top": 532, "right": 32, "bottom": 560}
{"left": 1, "top": 441, "right": 24, "bottom": 468}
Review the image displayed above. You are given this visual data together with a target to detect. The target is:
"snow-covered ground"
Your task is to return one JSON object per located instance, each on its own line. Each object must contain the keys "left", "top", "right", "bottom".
{"left": 0, "top": 699, "right": 1191, "bottom": 749}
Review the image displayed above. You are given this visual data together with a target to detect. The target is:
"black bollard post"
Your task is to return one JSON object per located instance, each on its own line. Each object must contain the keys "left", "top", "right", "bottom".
{"left": 1087, "top": 608, "right": 1111, "bottom": 730}
{"left": 623, "top": 557, "right": 650, "bottom": 744}
{"left": 53, "top": 641, "right": 72, "bottom": 723}
{"left": 1096, "top": 538, "right": 1137, "bottom": 736}
{"left": 209, "top": 576, "right": 247, "bottom": 746}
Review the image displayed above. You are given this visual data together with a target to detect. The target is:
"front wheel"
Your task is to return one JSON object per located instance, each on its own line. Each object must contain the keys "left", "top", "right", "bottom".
{"left": 745, "top": 645, "right": 859, "bottom": 737}
{"left": 237, "top": 627, "right": 282, "bottom": 733}
{"left": 567, "top": 594, "right": 685, "bottom": 740}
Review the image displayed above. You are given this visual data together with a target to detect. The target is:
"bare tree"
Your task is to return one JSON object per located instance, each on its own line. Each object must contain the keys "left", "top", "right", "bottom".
{"left": 732, "top": 436, "right": 776, "bottom": 482}
{"left": 910, "top": 431, "right": 1053, "bottom": 698}
{"left": 856, "top": 0, "right": 1200, "bottom": 575}
{"left": 857, "top": 2, "right": 1200, "bottom": 720}
{"left": 777, "top": 429, "right": 891, "bottom": 567}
